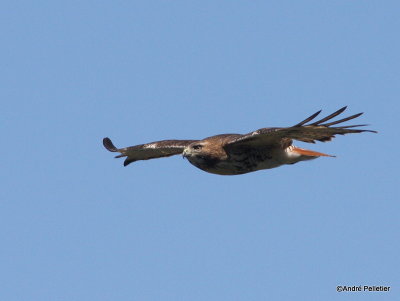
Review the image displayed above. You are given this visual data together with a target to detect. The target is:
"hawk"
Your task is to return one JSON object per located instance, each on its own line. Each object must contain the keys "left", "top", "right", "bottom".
{"left": 103, "top": 107, "right": 376, "bottom": 175}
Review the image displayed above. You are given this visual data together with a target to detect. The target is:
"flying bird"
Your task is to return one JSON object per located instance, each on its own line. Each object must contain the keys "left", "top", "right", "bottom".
{"left": 103, "top": 106, "right": 376, "bottom": 175}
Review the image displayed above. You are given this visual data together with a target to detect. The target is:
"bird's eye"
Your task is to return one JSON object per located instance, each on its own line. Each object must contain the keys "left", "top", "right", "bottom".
{"left": 193, "top": 144, "right": 202, "bottom": 150}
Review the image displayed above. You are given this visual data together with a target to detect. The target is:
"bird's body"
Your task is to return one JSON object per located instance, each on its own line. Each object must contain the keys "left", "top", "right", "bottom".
{"left": 104, "top": 136, "right": 329, "bottom": 175}
{"left": 181, "top": 134, "right": 331, "bottom": 175}
{"left": 103, "top": 107, "right": 376, "bottom": 175}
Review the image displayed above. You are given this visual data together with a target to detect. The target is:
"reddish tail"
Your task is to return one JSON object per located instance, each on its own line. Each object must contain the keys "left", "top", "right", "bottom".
{"left": 292, "top": 147, "right": 335, "bottom": 158}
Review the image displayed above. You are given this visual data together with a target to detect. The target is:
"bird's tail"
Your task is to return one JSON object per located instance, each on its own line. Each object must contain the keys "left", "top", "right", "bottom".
{"left": 292, "top": 146, "right": 335, "bottom": 158}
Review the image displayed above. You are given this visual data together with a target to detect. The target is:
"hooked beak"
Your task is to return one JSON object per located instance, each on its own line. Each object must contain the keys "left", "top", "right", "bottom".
{"left": 182, "top": 149, "right": 191, "bottom": 159}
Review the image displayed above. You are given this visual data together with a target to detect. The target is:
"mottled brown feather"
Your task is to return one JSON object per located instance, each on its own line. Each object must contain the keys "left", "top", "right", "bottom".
{"left": 225, "top": 107, "right": 376, "bottom": 149}
{"left": 103, "top": 137, "right": 198, "bottom": 166}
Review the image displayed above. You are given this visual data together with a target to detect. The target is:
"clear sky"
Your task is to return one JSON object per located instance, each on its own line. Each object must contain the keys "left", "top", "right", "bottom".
{"left": 1, "top": 1, "right": 399, "bottom": 300}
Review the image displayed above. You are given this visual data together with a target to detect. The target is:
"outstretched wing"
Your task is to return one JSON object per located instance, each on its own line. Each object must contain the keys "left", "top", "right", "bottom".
{"left": 103, "top": 137, "right": 198, "bottom": 166}
{"left": 225, "top": 106, "right": 377, "bottom": 150}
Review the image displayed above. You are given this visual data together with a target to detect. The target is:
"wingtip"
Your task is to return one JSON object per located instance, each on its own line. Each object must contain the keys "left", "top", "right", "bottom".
{"left": 123, "top": 158, "right": 136, "bottom": 166}
{"left": 103, "top": 137, "right": 118, "bottom": 152}
{"left": 293, "top": 109, "right": 322, "bottom": 127}
{"left": 336, "top": 105, "right": 348, "bottom": 113}
{"left": 334, "top": 106, "right": 348, "bottom": 116}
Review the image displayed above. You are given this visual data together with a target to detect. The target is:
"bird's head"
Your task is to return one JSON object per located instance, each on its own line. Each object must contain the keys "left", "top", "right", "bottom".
{"left": 182, "top": 137, "right": 228, "bottom": 164}
{"left": 183, "top": 141, "right": 207, "bottom": 159}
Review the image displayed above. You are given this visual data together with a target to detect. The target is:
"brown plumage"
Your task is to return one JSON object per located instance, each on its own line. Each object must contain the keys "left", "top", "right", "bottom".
{"left": 103, "top": 106, "right": 376, "bottom": 175}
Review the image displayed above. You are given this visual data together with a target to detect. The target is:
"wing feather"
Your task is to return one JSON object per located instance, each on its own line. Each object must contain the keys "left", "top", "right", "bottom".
{"left": 308, "top": 106, "right": 347, "bottom": 126}
{"left": 293, "top": 110, "right": 322, "bottom": 127}
{"left": 225, "top": 107, "right": 377, "bottom": 150}
{"left": 103, "top": 137, "right": 198, "bottom": 166}
{"left": 318, "top": 112, "right": 363, "bottom": 127}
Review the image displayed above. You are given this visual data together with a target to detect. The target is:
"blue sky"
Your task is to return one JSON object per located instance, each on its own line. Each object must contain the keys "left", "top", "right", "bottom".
{"left": 1, "top": 1, "right": 399, "bottom": 300}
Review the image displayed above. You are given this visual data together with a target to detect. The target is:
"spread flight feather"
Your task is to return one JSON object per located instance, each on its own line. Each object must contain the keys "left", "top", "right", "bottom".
{"left": 103, "top": 106, "right": 376, "bottom": 175}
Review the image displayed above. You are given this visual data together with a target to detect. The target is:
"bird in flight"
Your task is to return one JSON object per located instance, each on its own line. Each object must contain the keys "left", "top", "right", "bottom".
{"left": 103, "top": 106, "right": 376, "bottom": 175}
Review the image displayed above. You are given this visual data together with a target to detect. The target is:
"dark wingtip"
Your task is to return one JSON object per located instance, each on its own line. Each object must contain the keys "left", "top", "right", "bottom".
{"left": 123, "top": 158, "right": 136, "bottom": 166}
{"left": 310, "top": 106, "right": 348, "bottom": 126}
{"left": 293, "top": 109, "right": 322, "bottom": 127}
{"left": 103, "top": 137, "right": 118, "bottom": 152}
